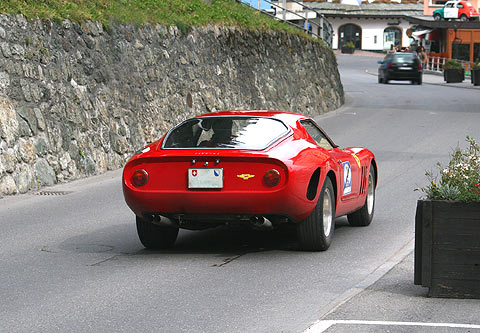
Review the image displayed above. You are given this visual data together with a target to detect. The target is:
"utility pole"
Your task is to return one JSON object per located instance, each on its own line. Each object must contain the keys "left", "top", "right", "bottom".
{"left": 258, "top": 0, "right": 261, "bottom": 10}
{"left": 283, "top": 0, "right": 287, "bottom": 22}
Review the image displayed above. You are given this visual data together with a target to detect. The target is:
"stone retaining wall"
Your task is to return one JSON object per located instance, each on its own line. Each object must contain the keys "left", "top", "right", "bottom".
{"left": 0, "top": 14, "right": 344, "bottom": 196}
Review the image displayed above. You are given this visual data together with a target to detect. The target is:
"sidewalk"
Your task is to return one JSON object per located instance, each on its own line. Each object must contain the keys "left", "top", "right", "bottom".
{"left": 422, "top": 70, "right": 480, "bottom": 90}
{"left": 307, "top": 252, "right": 480, "bottom": 332}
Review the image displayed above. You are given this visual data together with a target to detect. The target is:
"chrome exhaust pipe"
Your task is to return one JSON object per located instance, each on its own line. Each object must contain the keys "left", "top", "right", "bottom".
{"left": 250, "top": 216, "right": 273, "bottom": 230}
{"left": 149, "top": 215, "right": 177, "bottom": 227}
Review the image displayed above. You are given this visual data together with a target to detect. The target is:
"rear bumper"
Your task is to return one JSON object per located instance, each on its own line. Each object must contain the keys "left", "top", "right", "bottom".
{"left": 387, "top": 70, "right": 422, "bottom": 80}
{"left": 123, "top": 183, "right": 316, "bottom": 222}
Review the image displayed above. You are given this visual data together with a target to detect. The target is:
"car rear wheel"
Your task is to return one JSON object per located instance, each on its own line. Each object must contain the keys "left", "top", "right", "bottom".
{"left": 434, "top": 13, "right": 442, "bottom": 21}
{"left": 297, "top": 177, "right": 335, "bottom": 251}
{"left": 136, "top": 215, "right": 179, "bottom": 249}
{"left": 347, "top": 166, "right": 376, "bottom": 227}
{"left": 460, "top": 14, "right": 468, "bottom": 21}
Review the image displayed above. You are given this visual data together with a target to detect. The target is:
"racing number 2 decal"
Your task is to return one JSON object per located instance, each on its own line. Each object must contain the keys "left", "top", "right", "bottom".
{"left": 342, "top": 161, "right": 352, "bottom": 195}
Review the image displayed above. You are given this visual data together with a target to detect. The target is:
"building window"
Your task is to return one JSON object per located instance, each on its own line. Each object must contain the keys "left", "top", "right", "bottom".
{"left": 339, "top": 24, "right": 361, "bottom": 49}
{"left": 474, "top": 43, "right": 480, "bottom": 62}
{"left": 383, "top": 27, "right": 402, "bottom": 50}
{"left": 429, "top": 0, "right": 448, "bottom": 6}
{"left": 452, "top": 43, "right": 470, "bottom": 61}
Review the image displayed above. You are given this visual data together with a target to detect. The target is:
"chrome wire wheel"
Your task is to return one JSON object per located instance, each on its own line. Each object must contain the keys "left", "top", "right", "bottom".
{"left": 323, "top": 188, "right": 333, "bottom": 237}
{"left": 366, "top": 173, "right": 375, "bottom": 215}
{"left": 297, "top": 177, "right": 335, "bottom": 251}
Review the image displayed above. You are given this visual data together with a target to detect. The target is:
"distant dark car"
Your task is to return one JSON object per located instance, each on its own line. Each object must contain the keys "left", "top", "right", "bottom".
{"left": 378, "top": 53, "right": 423, "bottom": 85}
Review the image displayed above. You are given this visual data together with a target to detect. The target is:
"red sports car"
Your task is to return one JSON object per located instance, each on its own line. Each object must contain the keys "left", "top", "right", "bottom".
{"left": 123, "top": 111, "right": 377, "bottom": 251}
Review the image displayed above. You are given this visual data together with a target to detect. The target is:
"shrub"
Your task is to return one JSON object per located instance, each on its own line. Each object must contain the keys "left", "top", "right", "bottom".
{"left": 472, "top": 59, "right": 480, "bottom": 70}
{"left": 444, "top": 59, "right": 463, "bottom": 70}
{"left": 417, "top": 136, "right": 480, "bottom": 202}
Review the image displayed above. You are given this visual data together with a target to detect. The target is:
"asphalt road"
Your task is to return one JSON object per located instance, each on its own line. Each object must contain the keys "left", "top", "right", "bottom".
{"left": 1, "top": 54, "right": 480, "bottom": 333}
{"left": 308, "top": 54, "right": 480, "bottom": 333}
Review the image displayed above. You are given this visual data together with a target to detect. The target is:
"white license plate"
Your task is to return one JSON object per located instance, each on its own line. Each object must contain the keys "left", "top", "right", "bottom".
{"left": 399, "top": 66, "right": 411, "bottom": 70}
{"left": 188, "top": 168, "right": 223, "bottom": 189}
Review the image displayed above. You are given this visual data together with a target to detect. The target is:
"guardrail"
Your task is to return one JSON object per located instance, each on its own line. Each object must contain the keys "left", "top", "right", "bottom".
{"left": 427, "top": 56, "right": 474, "bottom": 73}
{"left": 237, "top": 0, "right": 333, "bottom": 47}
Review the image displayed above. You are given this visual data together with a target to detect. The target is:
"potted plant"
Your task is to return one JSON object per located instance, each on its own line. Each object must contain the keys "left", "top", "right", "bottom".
{"left": 471, "top": 60, "right": 480, "bottom": 86}
{"left": 443, "top": 59, "right": 465, "bottom": 83}
{"left": 341, "top": 42, "right": 355, "bottom": 54}
{"left": 414, "top": 136, "right": 480, "bottom": 298}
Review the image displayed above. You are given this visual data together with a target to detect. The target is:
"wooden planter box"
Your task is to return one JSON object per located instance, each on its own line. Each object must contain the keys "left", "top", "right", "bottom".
{"left": 341, "top": 46, "right": 355, "bottom": 54}
{"left": 471, "top": 69, "right": 480, "bottom": 86}
{"left": 414, "top": 200, "right": 480, "bottom": 298}
{"left": 443, "top": 68, "right": 464, "bottom": 83}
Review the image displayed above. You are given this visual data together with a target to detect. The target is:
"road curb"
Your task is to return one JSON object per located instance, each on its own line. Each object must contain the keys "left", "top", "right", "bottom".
{"left": 304, "top": 239, "right": 415, "bottom": 332}
{"left": 315, "top": 93, "right": 355, "bottom": 122}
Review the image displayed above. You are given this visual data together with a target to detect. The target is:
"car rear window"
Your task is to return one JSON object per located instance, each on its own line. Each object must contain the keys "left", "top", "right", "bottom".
{"left": 163, "top": 116, "right": 290, "bottom": 150}
{"left": 393, "top": 54, "right": 416, "bottom": 63}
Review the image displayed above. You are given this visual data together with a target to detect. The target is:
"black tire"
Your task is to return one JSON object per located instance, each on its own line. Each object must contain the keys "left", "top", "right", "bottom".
{"left": 136, "top": 215, "right": 179, "bottom": 249}
{"left": 434, "top": 14, "right": 442, "bottom": 21}
{"left": 378, "top": 75, "right": 382, "bottom": 84}
{"left": 417, "top": 77, "right": 422, "bottom": 85}
{"left": 297, "top": 177, "right": 335, "bottom": 251}
{"left": 347, "top": 166, "right": 376, "bottom": 227}
{"left": 460, "top": 14, "right": 468, "bottom": 21}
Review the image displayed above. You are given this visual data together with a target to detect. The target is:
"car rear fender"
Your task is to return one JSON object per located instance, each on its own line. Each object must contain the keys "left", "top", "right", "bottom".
{"left": 305, "top": 163, "right": 338, "bottom": 212}
{"left": 306, "top": 167, "right": 321, "bottom": 201}
{"left": 326, "top": 170, "right": 338, "bottom": 206}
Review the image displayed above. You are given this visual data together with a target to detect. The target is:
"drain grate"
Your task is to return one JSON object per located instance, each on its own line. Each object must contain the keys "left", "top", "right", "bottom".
{"left": 36, "top": 190, "right": 73, "bottom": 196}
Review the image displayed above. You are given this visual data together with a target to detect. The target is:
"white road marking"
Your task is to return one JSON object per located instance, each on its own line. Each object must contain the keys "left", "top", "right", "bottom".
{"left": 306, "top": 320, "right": 480, "bottom": 332}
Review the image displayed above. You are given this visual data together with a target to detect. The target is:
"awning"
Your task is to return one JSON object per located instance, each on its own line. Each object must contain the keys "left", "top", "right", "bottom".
{"left": 412, "top": 29, "right": 433, "bottom": 38}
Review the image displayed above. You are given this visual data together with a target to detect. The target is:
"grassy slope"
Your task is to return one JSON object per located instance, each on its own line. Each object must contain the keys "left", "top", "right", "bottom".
{"left": 0, "top": 0, "right": 306, "bottom": 37}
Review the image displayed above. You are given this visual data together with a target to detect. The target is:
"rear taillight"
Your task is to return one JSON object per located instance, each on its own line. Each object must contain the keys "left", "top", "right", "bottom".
{"left": 418, "top": 64, "right": 422, "bottom": 70}
{"left": 387, "top": 63, "right": 393, "bottom": 69}
{"left": 264, "top": 169, "right": 281, "bottom": 187}
{"left": 132, "top": 169, "right": 149, "bottom": 187}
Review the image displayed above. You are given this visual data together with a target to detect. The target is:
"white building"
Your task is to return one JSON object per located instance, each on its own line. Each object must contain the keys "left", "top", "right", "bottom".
{"left": 271, "top": 2, "right": 424, "bottom": 51}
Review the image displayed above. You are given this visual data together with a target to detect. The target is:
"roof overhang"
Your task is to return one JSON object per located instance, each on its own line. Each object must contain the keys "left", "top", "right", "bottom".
{"left": 406, "top": 16, "right": 480, "bottom": 29}
{"left": 324, "top": 14, "right": 411, "bottom": 19}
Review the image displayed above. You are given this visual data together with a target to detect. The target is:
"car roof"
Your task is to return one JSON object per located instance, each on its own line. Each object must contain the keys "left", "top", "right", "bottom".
{"left": 195, "top": 110, "right": 310, "bottom": 128}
